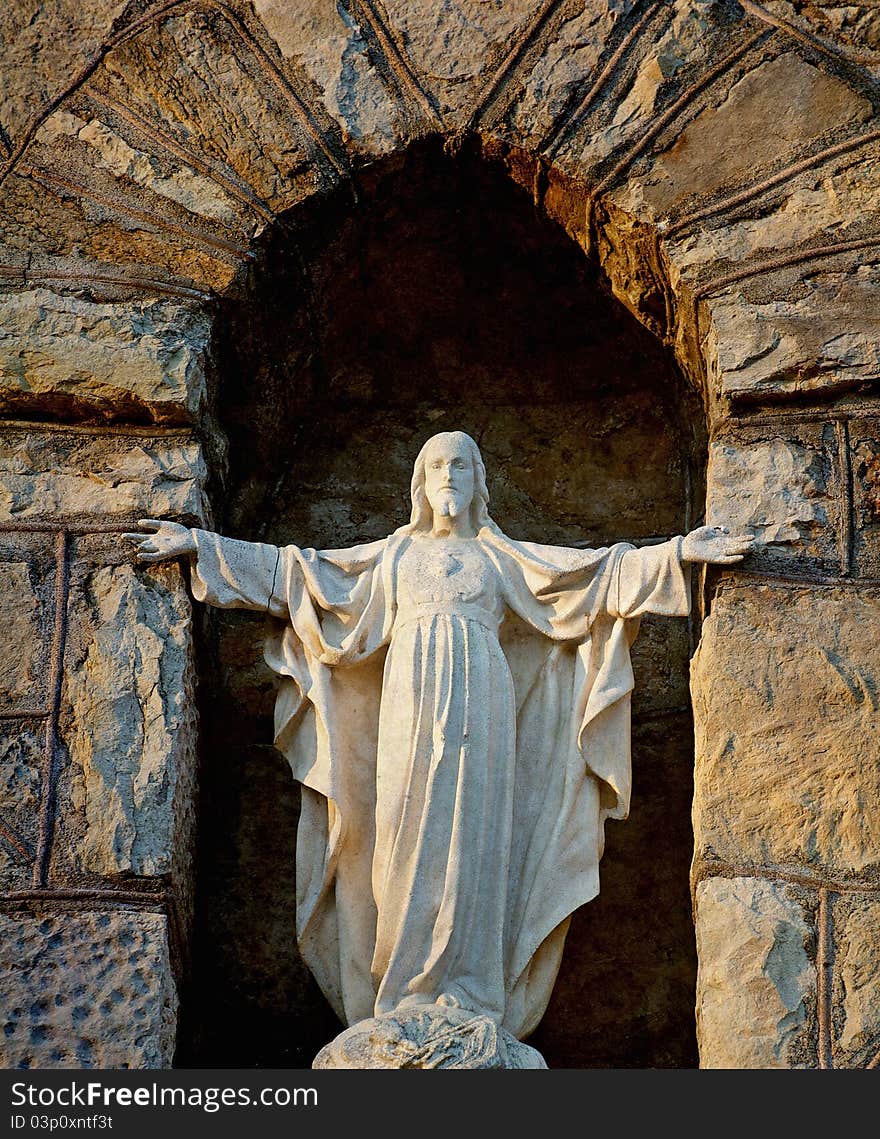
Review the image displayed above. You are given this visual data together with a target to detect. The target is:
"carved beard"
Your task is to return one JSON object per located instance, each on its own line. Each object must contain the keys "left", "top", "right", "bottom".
{"left": 434, "top": 490, "right": 462, "bottom": 518}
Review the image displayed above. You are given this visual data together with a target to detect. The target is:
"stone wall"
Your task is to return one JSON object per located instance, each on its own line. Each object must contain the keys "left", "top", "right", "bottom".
{"left": 1, "top": 0, "right": 878, "bottom": 1068}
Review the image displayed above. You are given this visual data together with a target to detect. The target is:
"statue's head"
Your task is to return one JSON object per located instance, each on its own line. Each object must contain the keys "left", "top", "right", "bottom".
{"left": 406, "top": 431, "right": 491, "bottom": 532}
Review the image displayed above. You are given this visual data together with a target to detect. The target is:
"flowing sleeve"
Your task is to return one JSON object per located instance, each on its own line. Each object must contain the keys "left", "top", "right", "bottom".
{"left": 188, "top": 529, "right": 287, "bottom": 616}
{"left": 611, "top": 536, "right": 691, "bottom": 619}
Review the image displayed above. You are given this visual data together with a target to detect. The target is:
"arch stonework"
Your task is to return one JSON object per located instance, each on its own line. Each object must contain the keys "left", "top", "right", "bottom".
{"left": 0, "top": 0, "right": 878, "bottom": 1068}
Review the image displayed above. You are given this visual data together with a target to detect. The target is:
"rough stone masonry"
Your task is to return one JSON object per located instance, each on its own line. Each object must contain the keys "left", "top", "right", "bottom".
{"left": 0, "top": 0, "right": 878, "bottom": 1069}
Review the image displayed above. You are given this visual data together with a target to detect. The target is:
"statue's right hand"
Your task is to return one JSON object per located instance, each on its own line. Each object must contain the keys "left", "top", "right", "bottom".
{"left": 122, "top": 518, "right": 197, "bottom": 563}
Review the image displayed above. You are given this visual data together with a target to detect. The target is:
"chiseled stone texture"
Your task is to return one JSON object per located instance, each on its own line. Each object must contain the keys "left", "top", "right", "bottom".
{"left": 0, "top": 723, "right": 42, "bottom": 890}
{"left": 95, "top": 8, "right": 330, "bottom": 218}
{"left": 706, "top": 427, "right": 839, "bottom": 573}
{"left": 850, "top": 418, "right": 880, "bottom": 578}
{"left": 380, "top": 0, "right": 539, "bottom": 121}
{"left": 0, "top": 289, "right": 211, "bottom": 424}
{"left": 565, "top": 0, "right": 746, "bottom": 172}
{"left": 830, "top": 893, "right": 880, "bottom": 1068}
{"left": 55, "top": 549, "right": 197, "bottom": 881}
{"left": 761, "top": 1, "right": 880, "bottom": 81}
{"left": 0, "top": 562, "right": 44, "bottom": 708}
{"left": 695, "top": 876, "right": 817, "bottom": 1068}
{"left": 703, "top": 267, "right": 880, "bottom": 409}
{"left": 0, "top": 909, "right": 177, "bottom": 1069}
{"left": 692, "top": 584, "right": 880, "bottom": 878}
{"left": 666, "top": 158, "right": 879, "bottom": 283}
{"left": 508, "top": 0, "right": 637, "bottom": 149}
{"left": 0, "top": 531, "right": 55, "bottom": 714}
{"left": 0, "top": 428, "right": 208, "bottom": 524}
{"left": 32, "top": 111, "right": 256, "bottom": 236}
{"left": 0, "top": 0, "right": 128, "bottom": 152}
{"left": 253, "top": 1, "right": 407, "bottom": 155}
{"left": 618, "top": 51, "right": 873, "bottom": 225}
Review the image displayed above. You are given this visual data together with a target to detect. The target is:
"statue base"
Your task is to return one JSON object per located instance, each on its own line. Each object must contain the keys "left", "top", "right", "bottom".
{"left": 312, "top": 1003, "right": 547, "bottom": 1069}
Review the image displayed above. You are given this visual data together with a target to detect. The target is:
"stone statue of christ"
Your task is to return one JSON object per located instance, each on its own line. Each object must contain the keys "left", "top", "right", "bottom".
{"left": 126, "top": 430, "right": 751, "bottom": 1068}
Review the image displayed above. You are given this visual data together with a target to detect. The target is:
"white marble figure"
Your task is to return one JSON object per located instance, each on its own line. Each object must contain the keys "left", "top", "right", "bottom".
{"left": 125, "top": 430, "right": 752, "bottom": 1068}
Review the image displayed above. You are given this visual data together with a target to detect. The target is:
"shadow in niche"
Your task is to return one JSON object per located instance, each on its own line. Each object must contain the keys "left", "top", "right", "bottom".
{"left": 176, "top": 137, "right": 706, "bottom": 1070}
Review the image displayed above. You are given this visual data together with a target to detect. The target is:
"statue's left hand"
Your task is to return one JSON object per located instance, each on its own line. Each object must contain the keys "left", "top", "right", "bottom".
{"left": 122, "top": 518, "right": 197, "bottom": 563}
{"left": 681, "top": 524, "right": 755, "bottom": 565}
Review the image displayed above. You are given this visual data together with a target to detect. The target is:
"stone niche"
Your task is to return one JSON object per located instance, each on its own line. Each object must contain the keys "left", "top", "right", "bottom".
{"left": 178, "top": 139, "right": 707, "bottom": 1069}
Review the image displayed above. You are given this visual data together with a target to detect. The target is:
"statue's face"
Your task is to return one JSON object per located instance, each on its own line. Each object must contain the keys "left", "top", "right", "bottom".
{"left": 423, "top": 435, "right": 475, "bottom": 520}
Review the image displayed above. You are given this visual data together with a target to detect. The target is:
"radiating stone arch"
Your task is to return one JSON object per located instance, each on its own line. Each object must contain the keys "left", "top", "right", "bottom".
{"left": 1, "top": 0, "right": 879, "bottom": 1069}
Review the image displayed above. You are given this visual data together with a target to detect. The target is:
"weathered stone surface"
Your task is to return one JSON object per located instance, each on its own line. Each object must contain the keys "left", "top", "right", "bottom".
{"left": 695, "top": 876, "right": 817, "bottom": 1068}
{"left": 0, "top": 289, "right": 211, "bottom": 424}
{"left": 508, "top": 0, "right": 636, "bottom": 148}
{"left": 34, "top": 110, "right": 255, "bottom": 234}
{"left": 0, "top": 169, "right": 241, "bottom": 296}
{"left": 850, "top": 418, "right": 880, "bottom": 578}
{"left": 830, "top": 893, "right": 880, "bottom": 1068}
{"left": 381, "top": 0, "right": 538, "bottom": 122}
{"left": 253, "top": 1, "right": 407, "bottom": 156}
{"left": 0, "top": 562, "right": 43, "bottom": 708}
{"left": 762, "top": 1, "right": 880, "bottom": 81}
{"left": 692, "top": 584, "right": 880, "bottom": 878}
{"left": 562, "top": 0, "right": 747, "bottom": 172}
{"left": 0, "top": 428, "right": 208, "bottom": 524}
{"left": 0, "top": 909, "right": 177, "bottom": 1068}
{"left": 706, "top": 428, "right": 839, "bottom": 572}
{"left": 665, "top": 160, "right": 880, "bottom": 283}
{"left": 56, "top": 555, "right": 196, "bottom": 880}
{"left": 616, "top": 52, "right": 872, "bottom": 223}
{"left": 702, "top": 268, "right": 880, "bottom": 408}
{"left": 0, "top": 0, "right": 127, "bottom": 153}
{"left": 96, "top": 8, "right": 332, "bottom": 216}
{"left": 0, "top": 723, "right": 42, "bottom": 890}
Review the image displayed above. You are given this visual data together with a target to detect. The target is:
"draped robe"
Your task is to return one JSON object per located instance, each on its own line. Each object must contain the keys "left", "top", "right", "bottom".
{"left": 189, "top": 524, "right": 691, "bottom": 1040}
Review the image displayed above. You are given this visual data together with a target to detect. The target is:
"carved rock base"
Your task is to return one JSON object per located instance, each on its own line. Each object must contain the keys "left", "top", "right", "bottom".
{"left": 312, "top": 1004, "right": 547, "bottom": 1069}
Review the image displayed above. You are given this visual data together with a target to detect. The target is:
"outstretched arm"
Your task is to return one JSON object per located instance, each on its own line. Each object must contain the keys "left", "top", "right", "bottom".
{"left": 124, "top": 519, "right": 286, "bottom": 615}
{"left": 614, "top": 525, "right": 753, "bottom": 618}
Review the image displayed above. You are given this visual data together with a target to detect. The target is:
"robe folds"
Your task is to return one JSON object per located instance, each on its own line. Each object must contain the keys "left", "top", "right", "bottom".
{"left": 189, "top": 524, "right": 691, "bottom": 1040}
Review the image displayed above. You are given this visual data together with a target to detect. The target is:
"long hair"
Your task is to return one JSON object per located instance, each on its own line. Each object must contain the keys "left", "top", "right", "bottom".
{"left": 398, "top": 431, "right": 495, "bottom": 534}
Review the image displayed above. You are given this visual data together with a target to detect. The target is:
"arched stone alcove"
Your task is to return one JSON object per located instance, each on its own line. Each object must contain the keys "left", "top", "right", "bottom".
{"left": 2, "top": 0, "right": 879, "bottom": 1072}
{"left": 179, "top": 137, "right": 707, "bottom": 1069}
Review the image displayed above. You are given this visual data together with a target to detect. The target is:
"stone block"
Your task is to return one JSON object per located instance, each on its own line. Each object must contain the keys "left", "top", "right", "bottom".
{"left": 706, "top": 425, "right": 840, "bottom": 574}
{"left": 53, "top": 535, "right": 197, "bottom": 883}
{"left": 830, "top": 892, "right": 880, "bottom": 1068}
{"left": 379, "top": 0, "right": 539, "bottom": 123}
{"left": 0, "top": 536, "right": 55, "bottom": 713}
{"left": 0, "top": 0, "right": 128, "bottom": 153}
{"left": 507, "top": 0, "right": 631, "bottom": 150}
{"left": 617, "top": 51, "right": 872, "bottom": 224}
{"left": 0, "top": 909, "right": 177, "bottom": 1069}
{"left": 562, "top": 0, "right": 751, "bottom": 176}
{"left": 760, "top": 1, "right": 880, "bottom": 82}
{"left": 0, "top": 427, "right": 208, "bottom": 525}
{"left": 0, "top": 288, "right": 211, "bottom": 424}
{"left": 253, "top": 1, "right": 408, "bottom": 157}
{"left": 695, "top": 876, "right": 817, "bottom": 1068}
{"left": 850, "top": 418, "right": 880, "bottom": 578}
{"left": 33, "top": 111, "right": 254, "bottom": 236}
{"left": 0, "top": 168, "right": 240, "bottom": 298}
{"left": 691, "top": 583, "right": 880, "bottom": 878}
{"left": 97, "top": 8, "right": 330, "bottom": 218}
{"left": 701, "top": 268, "right": 880, "bottom": 409}
{"left": 665, "top": 161, "right": 878, "bottom": 289}
{"left": 0, "top": 722, "right": 43, "bottom": 890}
